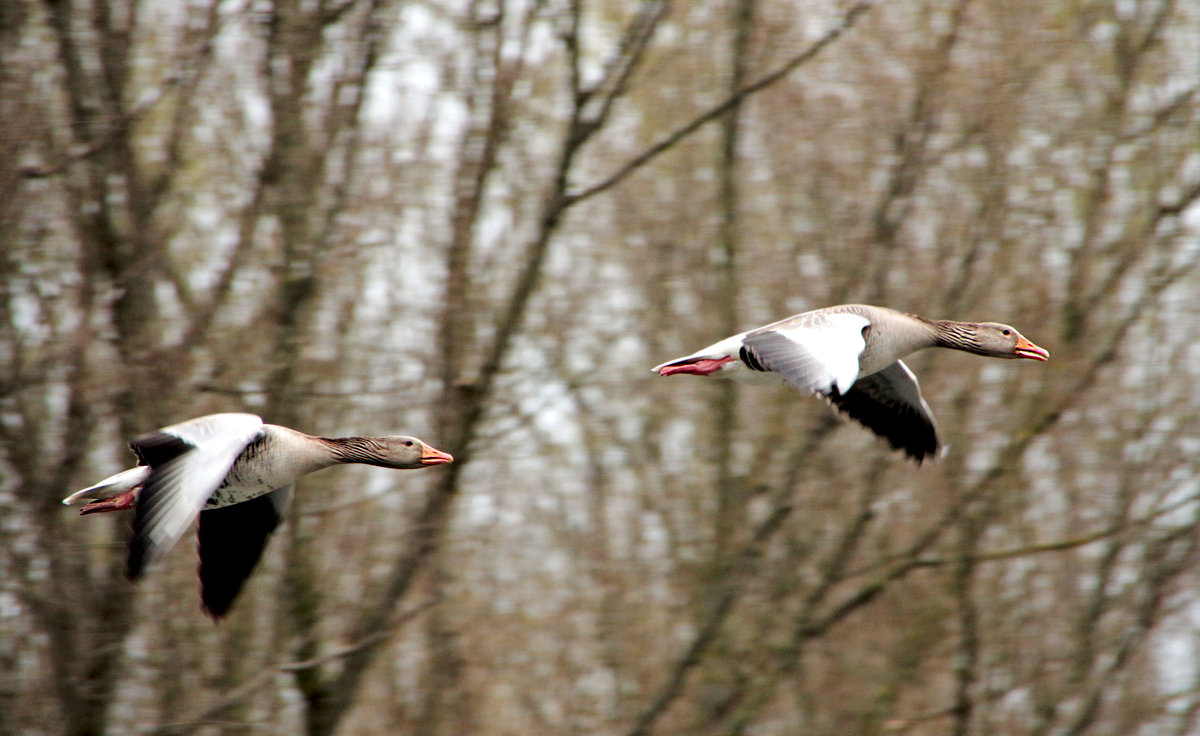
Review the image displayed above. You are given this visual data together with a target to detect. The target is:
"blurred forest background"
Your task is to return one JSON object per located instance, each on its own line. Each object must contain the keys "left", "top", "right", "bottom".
{"left": 3, "top": 0, "right": 1200, "bottom": 734}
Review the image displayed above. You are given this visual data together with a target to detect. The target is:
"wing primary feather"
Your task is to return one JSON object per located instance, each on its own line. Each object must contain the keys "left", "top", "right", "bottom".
{"left": 130, "top": 431, "right": 195, "bottom": 467}
{"left": 739, "top": 344, "right": 766, "bottom": 372}
{"left": 127, "top": 417, "right": 265, "bottom": 580}
{"left": 741, "top": 331, "right": 839, "bottom": 395}
{"left": 826, "top": 361, "right": 939, "bottom": 462}
{"left": 197, "top": 486, "right": 291, "bottom": 618}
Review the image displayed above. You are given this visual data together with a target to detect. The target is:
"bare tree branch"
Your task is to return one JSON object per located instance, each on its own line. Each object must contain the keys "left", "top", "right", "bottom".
{"left": 566, "top": 0, "right": 881, "bottom": 205}
{"left": 21, "top": 0, "right": 249, "bottom": 180}
{"left": 577, "top": 0, "right": 670, "bottom": 132}
{"left": 622, "top": 418, "right": 839, "bottom": 736}
{"left": 147, "top": 597, "right": 438, "bottom": 736}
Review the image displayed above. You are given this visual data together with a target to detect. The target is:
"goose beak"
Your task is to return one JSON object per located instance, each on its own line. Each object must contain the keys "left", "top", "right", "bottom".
{"left": 420, "top": 446, "right": 454, "bottom": 465}
{"left": 1014, "top": 336, "right": 1050, "bottom": 361}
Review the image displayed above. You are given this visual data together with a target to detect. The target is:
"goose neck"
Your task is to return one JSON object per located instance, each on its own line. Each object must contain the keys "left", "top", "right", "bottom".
{"left": 324, "top": 436, "right": 388, "bottom": 465}
{"left": 928, "top": 319, "right": 984, "bottom": 354}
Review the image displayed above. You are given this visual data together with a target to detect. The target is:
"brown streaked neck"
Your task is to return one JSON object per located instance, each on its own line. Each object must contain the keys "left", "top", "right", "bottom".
{"left": 322, "top": 436, "right": 390, "bottom": 466}
{"left": 924, "top": 318, "right": 989, "bottom": 356}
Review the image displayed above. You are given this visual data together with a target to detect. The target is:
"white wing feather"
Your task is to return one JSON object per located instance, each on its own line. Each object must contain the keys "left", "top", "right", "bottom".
{"left": 765, "top": 312, "right": 869, "bottom": 394}
{"left": 891, "top": 359, "right": 936, "bottom": 422}
{"left": 134, "top": 413, "right": 264, "bottom": 567}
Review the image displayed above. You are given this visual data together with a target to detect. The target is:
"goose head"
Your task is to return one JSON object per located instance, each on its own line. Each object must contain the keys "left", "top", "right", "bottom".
{"left": 950, "top": 322, "right": 1050, "bottom": 361}
{"left": 343, "top": 436, "right": 455, "bottom": 469}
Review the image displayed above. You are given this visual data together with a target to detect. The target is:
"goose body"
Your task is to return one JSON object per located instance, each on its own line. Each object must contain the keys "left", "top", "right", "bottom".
{"left": 64, "top": 413, "right": 453, "bottom": 617}
{"left": 653, "top": 305, "right": 1049, "bottom": 462}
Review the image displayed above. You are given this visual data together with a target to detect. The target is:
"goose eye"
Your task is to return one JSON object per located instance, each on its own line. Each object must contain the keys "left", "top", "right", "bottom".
{"left": 1002, "top": 329, "right": 1011, "bottom": 336}
{"left": 404, "top": 440, "right": 414, "bottom": 447}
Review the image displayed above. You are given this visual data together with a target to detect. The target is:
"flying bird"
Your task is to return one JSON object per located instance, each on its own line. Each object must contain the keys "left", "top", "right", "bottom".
{"left": 64, "top": 412, "right": 452, "bottom": 617}
{"left": 653, "top": 304, "right": 1049, "bottom": 462}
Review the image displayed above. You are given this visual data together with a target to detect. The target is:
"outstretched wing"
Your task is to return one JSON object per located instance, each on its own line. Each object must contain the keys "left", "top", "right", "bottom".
{"left": 827, "top": 361, "right": 940, "bottom": 462}
{"left": 740, "top": 312, "right": 869, "bottom": 396}
{"left": 128, "top": 413, "right": 264, "bottom": 580}
{"left": 197, "top": 485, "right": 292, "bottom": 618}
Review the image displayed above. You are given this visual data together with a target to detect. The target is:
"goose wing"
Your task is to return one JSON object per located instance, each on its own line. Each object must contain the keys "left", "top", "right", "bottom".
{"left": 128, "top": 413, "right": 265, "bottom": 580}
{"left": 827, "top": 361, "right": 939, "bottom": 462}
{"left": 740, "top": 312, "right": 869, "bottom": 396}
{"left": 197, "top": 485, "right": 292, "bottom": 618}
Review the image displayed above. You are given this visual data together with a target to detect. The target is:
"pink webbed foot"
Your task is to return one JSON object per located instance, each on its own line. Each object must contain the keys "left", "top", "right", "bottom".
{"left": 79, "top": 490, "right": 138, "bottom": 515}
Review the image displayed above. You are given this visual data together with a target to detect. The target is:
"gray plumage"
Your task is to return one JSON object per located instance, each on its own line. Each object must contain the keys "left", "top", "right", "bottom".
{"left": 654, "top": 304, "right": 1049, "bottom": 462}
{"left": 64, "top": 413, "right": 453, "bottom": 617}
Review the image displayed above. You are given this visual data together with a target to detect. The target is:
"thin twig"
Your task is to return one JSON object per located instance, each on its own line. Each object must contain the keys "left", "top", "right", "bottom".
{"left": 20, "top": 0, "right": 251, "bottom": 179}
{"left": 147, "top": 597, "right": 439, "bottom": 736}
{"left": 622, "top": 419, "right": 839, "bottom": 736}
{"left": 909, "top": 492, "right": 1200, "bottom": 568}
{"left": 566, "top": 0, "right": 881, "bottom": 205}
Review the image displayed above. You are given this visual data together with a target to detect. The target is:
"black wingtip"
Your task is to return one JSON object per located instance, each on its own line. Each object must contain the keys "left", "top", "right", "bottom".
{"left": 827, "top": 391, "right": 940, "bottom": 464}
{"left": 129, "top": 430, "right": 195, "bottom": 467}
{"left": 127, "top": 533, "right": 150, "bottom": 582}
{"left": 197, "top": 492, "right": 287, "bottom": 621}
{"left": 905, "top": 444, "right": 937, "bottom": 464}
{"left": 895, "top": 431, "right": 939, "bottom": 464}
{"left": 201, "top": 599, "right": 232, "bottom": 621}
{"left": 199, "top": 567, "right": 241, "bottom": 619}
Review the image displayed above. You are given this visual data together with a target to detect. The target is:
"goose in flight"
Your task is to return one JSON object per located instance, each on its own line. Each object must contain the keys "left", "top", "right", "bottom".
{"left": 64, "top": 412, "right": 452, "bottom": 617}
{"left": 653, "top": 304, "right": 1049, "bottom": 462}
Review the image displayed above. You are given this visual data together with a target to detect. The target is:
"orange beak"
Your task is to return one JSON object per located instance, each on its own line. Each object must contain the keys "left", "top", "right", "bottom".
{"left": 1014, "top": 335, "right": 1050, "bottom": 361}
{"left": 420, "top": 445, "right": 454, "bottom": 465}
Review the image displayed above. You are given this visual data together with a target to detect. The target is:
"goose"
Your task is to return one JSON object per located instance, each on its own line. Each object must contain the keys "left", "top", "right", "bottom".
{"left": 63, "top": 412, "right": 453, "bottom": 617}
{"left": 652, "top": 304, "right": 1049, "bottom": 462}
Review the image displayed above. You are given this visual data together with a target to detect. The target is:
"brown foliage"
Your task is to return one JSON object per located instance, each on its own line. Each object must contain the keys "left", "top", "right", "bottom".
{"left": 2, "top": 0, "right": 1199, "bottom": 735}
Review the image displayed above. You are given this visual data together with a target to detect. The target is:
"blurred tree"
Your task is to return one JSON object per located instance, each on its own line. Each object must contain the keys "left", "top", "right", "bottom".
{"left": 1, "top": 0, "right": 1199, "bottom": 735}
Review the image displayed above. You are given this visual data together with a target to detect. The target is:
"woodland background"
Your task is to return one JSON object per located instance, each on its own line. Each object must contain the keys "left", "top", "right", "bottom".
{"left": 3, "top": 0, "right": 1200, "bottom": 734}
